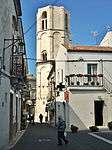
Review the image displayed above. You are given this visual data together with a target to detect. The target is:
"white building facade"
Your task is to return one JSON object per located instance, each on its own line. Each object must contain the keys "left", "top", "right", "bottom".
{"left": 55, "top": 44, "right": 112, "bottom": 130}
{"left": 35, "top": 5, "right": 71, "bottom": 122}
{"left": 100, "top": 31, "right": 112, "bottom": 47}
{"left": 0, "top": 0, "right": 27, "bottom": 149}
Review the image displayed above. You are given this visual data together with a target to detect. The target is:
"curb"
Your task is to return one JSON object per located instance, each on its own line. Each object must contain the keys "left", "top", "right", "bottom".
{"left": 9, "top": 124, "right": 29, "bottom": 149}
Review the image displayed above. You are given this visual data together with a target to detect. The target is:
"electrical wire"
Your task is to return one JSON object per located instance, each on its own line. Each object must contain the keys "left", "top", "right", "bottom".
{"left": 23, "top": 0, "right": 62, "bottom": 36}
{"left": 24, "top": 21, "right": 37, "bottom": 35}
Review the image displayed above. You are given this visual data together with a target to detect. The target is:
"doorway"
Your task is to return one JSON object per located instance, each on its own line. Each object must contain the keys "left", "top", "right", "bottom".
{"left": 16, "top": 97, "right": 18, "bottom": 132}
{"left": 94, "top": 100, "right": 104, "bottom": 126}
{"left": 9, "top": 93, "right": 13, "bottom": 142}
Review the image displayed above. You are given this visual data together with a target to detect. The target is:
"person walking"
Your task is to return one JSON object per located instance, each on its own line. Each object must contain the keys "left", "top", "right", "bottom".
{"left": 39, "top": 114, "right": 43, "bottom": 123}
{"left": 57, "top": 116, "right": 69, "bottom": 146}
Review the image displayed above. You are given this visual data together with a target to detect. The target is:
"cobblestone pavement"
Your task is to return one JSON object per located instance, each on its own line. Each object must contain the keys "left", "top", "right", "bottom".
{"left": 9, "top": 123, "right": 112, "bottom": 150}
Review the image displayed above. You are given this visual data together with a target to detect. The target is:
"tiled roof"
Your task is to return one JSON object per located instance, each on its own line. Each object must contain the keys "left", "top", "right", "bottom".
{"left": 63, "top": 43, "right": 112, "bottom": 52}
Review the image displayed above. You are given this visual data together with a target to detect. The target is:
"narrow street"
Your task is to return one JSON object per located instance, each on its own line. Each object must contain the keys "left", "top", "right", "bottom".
{"left": 10, "top": 123, "right": 112, "bottom": 150}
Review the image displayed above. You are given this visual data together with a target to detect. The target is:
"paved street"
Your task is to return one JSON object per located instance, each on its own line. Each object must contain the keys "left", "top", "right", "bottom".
{"left": 10, "top": 123, "right": 112, "bottom": 150}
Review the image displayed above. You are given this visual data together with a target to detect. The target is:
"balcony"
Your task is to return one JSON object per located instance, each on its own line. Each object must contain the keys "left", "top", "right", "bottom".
{"left": 65, "top": 74, "right": 103, "bottom": 90}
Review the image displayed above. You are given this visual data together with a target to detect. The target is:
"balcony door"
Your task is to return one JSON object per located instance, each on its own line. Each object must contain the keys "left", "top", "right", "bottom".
{"left": 87, "top": 64, "right": 97, "bottom": 82}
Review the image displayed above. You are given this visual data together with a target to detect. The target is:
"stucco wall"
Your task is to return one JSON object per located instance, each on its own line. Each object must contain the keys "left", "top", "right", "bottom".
{"left": 0, "top": 77, "right": 10, "bottom": 148}
{"left": 35, "top": 63, "right": 52, "bottom": 122}
{"left": 68, "top": 90, "right": 109, "bottom": 130}
{"left": 100, "top": 31, "right": 112, "bottom": 47}
{"left": 55, "top": 45, "right": 112, "bottom": 130}
{"left": 0, "top": 0, "right": 22, "bottom": 148}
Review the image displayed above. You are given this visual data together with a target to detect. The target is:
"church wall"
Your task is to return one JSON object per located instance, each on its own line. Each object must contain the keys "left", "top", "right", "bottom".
{"left": 35, "top": 5, "right": 71, "bottom": 122}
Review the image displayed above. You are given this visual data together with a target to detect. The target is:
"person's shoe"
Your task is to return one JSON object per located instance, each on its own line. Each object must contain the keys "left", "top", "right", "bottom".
{"left": 65, "top": 140, "right": 69, "bottom": 144}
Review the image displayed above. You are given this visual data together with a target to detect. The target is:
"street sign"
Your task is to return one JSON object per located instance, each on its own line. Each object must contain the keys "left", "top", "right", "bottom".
{"left": 64, "top": 91, "right": 69, "bottom": 102}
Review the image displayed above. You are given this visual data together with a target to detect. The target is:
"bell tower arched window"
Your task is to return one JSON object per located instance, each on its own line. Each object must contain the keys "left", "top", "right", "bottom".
{"left": 41, "top": 50, "right": 47, "bottom": 62}
{"left": 42, "top": 11, "right": 47, "bottom": 30}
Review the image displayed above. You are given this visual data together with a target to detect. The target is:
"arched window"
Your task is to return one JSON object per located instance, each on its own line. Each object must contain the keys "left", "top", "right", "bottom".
{"left": 42, "top": 11, "right": 47, "bottom": 18}
{"left": 41, "top": 50, "right": 47, "bottom": 62}
{"left": 42, "top": 11, "right": 47, "bottom": 30}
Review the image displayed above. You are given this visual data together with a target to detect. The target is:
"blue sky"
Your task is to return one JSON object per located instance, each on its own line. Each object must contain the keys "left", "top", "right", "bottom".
{"left": 21, "top": 0, "right": 112, "bottom": 75}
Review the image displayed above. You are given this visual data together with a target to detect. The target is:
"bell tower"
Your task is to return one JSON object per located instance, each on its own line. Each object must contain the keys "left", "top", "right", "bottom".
{"left": 35, "top": 5, "right": 71, "bottom": 122}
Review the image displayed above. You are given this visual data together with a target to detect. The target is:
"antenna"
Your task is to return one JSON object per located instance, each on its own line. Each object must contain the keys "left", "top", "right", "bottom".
{"left": 104, "top": 24, "right": 112, "bottom": 32}
{"left": 91, "top": 31, "right": 98, "bottom": 45}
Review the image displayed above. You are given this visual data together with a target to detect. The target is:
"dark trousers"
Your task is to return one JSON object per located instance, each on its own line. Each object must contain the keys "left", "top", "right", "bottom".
{"left": 40, "top": 118, "right": 43, "bottom": 123}
{"left": 58, "top": 131, "right": 68, "bottom": 144}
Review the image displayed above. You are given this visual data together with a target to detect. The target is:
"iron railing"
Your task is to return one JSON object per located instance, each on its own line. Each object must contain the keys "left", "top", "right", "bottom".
{"left": 103, "top": 76, "right": 112, "bottom": 93}
{"left": 65, "top": 74, "right": 103, "bottom": 87}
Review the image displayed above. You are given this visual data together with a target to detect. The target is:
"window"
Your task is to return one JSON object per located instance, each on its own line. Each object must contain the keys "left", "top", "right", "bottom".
{"left": 0, "top": 57, "right": 2, "bottom": 69}
{"left": 42, "top": 11, "right": 47, "bottom": 18}
{"left": 41, "top": 11, "right": 47, "bottom": 30}
{"left": 5, "top": 93, "right": 7, "bottom": 103}
{"left": 65, "top": 14, "right": 68, "bottom": 31}
{"left": 57, "top": 71, "right": 59, "bottom": 84}
{"left": 12, "top": 15, "right": 18, "bottom": 31}
{"left": 87, "top": 64, "right": 97, "bottom": 81}
{"left": 42, "top": 20, "right": 44, "bottom": 30}
{"left": 41, "top": 51, "right": 47, "bottom": 62}
{"left": 61, "top": 69, "right": 63, "bottom": 83}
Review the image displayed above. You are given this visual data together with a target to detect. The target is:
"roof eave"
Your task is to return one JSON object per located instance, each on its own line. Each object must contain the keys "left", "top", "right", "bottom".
{"left": 13, "top": 0, "right": 22, "bottom": 16}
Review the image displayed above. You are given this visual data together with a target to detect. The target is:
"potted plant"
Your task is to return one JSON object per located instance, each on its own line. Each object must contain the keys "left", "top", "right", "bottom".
{"left": 96, "top": 81, "right": 99, "bottom": 86}
{"left": 71, "top": 125, "right": 79, "bottom": 133}
{"left": 84, "top": 74, "right": 91, "bottom": 77}
{"left": 76, "top": 81, "right": 80, "bottom": 85}
{"left": 89, "top": 126, "right": 99, "bottom": 132}
{"left": 91, "top": 74, "right": 97, "bottom": 77}
{"left": 71, "top": 81, "right": 74, "bottom": 85}
{"left": 77, "top": 74, "right": 83, "bottom": 77}
{"left": 98, "top": 74, "right": 103, "bottom": 77}
{"left": 91, "top": 81, "right": 95, "bottom": 86}
{"left": 84, "top": 82, "right": 89, "bottom": 86}
{"left": 108, "top": 121, "right": 112, "bottom": 130}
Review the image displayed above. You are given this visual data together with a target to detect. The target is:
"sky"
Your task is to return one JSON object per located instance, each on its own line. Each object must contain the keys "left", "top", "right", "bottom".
{"left": 20, "top": 0, "right": 112, "bottom": 75}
